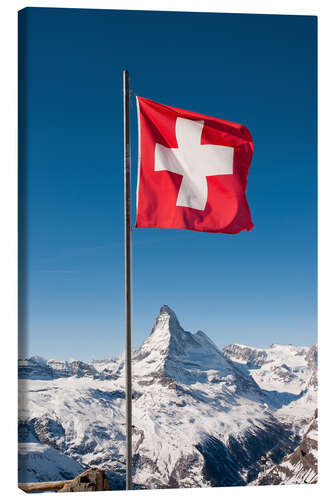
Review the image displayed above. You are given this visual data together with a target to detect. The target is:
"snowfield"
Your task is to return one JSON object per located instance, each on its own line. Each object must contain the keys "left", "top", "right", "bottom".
{"left": 18, "top": 305, "right": 317, "bottom": 489}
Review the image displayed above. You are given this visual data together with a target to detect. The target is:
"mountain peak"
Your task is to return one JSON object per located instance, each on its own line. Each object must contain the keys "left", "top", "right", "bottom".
{"left": 135, "top": 305, "right": 185, "bottom": 366}
{"left": 134, "top": 306, "right": 235, "bottom": 383}
{"left": 148, "top": 305, "right": 185, "bottom": 344}
{"left": 159, "top": 304, "right": 175, "bottom": 315}
{"left": 158, "top": 304, "right": 180, "bottom": 323}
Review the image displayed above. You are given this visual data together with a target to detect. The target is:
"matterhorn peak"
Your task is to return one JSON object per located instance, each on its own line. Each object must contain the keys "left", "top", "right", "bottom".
{"left": 159, "top": 304, "right": 176, "bottom": 316}
{"left": 133, "top": 305, "right": 236, "bottom": 383}
{"left": 158, "top": 305, "right": 181, "bottom": 327}
{"left": 153, "top": 304, "right": 182, "bottom": 334}
{"left": 133, "top": 305, "right": 185, "bottom": 376}
{"left": 138, "top": 304, "right": 184, "bottom": 358}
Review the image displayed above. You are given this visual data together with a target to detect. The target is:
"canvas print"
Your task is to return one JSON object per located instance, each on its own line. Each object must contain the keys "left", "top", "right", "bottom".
{"left": 18, "top": 8, "right": 317, "bottom": 492}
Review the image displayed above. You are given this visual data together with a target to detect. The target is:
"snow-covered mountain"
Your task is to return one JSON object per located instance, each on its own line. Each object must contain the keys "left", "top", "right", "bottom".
{"left": 223, "top": 341, "right": 317, "bottom": 433}
{"left": 252, "top": 409, "right": 318, "bottom": 485}
{"left": 18, "top": 305, "right": 317, "bottom": 489}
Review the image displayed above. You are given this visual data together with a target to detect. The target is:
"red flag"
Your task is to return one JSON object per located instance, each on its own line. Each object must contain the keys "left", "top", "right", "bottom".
{"left": 136, "top": 97, "right": 254, "bottom": 234}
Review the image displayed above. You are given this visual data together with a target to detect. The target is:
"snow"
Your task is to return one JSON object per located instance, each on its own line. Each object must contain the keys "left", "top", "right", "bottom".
{"left": 224, "top": 343, "right": 312, "bottom": 394}
{"left": 18, "top": 441, "right": 84, "bottom": 483}
{"left": 18, "top": 305, "right": 317, "bottom": 489}
{"left": 223, "top": 340, "right": 317, "bottom": 432}
{"left": 306, "top": 429, "right": 318, "bottom": 441}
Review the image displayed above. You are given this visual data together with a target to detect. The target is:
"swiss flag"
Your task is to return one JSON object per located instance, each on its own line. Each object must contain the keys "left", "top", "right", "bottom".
{"left": 136, "top": 97, "right": 254, "bottom": 234}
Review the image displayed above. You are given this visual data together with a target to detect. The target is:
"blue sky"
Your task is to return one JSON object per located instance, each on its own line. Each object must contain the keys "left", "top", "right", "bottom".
{"left": 19, "top": 8, "right": 317, "bottom": 360}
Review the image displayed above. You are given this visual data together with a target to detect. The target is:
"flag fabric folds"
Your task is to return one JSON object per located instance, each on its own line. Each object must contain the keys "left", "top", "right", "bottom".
{"left": 136, "top": 97, "right": 254, "bottom": 234}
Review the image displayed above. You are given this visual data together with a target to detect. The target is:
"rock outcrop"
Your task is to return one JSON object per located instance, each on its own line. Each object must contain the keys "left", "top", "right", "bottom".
{"left": 58, "top": 467, "right": 110, "bottom": 492}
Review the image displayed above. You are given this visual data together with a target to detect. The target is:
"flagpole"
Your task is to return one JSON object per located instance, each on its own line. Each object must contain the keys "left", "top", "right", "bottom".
{"left": 123, "top": 69, "right": 132, "bottom": 491}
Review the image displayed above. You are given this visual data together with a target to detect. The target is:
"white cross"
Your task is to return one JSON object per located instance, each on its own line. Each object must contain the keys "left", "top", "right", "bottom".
{"left": 155, "top": 118, "right": 234, "bottom": 211}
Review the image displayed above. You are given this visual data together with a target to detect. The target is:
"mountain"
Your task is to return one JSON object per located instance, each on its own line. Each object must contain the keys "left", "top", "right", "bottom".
{"left": 18, "top": 442, "right": 84, "bottom": 484}
{"left": 18, "top": 355, "right": 119, "bottom": 381}
{"left": 18, "top": 305, "right": 317, "bottom": 489}
{"left": 223, "top": 342, "right": 317, "bottom": 433}
{"left": 252, "top": 409, "right": 318, "bottom": 485}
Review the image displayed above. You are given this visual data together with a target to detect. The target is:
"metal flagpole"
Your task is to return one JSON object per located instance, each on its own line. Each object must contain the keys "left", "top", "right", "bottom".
{"left": 123, "top": 69, "right": 132, "bottom": 491}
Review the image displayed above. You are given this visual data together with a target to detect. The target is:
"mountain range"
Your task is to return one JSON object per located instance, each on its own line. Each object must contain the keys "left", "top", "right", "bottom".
{"left": 18, "top": 305, "right": 317, "bottom": 489}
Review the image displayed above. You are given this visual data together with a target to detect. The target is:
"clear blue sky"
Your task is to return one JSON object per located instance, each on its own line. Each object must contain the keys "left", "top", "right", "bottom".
{"left": 19, "top": 8, "right": 317, "bottom": 361}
